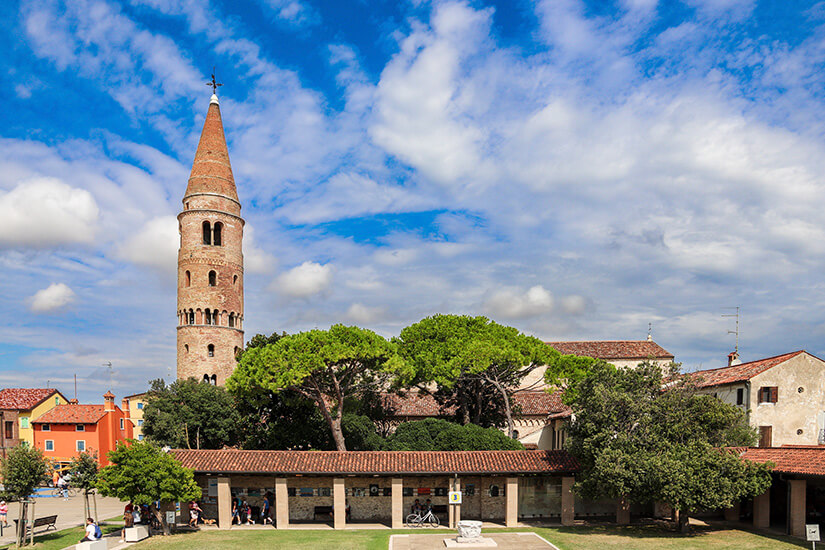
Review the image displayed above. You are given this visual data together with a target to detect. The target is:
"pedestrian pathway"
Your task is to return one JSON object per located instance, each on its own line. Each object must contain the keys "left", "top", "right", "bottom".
{"left": 390, "top": 532, "right": 560, "bottom": 550}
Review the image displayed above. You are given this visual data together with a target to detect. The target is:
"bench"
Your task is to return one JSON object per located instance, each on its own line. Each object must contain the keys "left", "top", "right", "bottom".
{"left": 313, "top": 506, "right": 333, "bottom": 521}
{"left": 77, "top": 541, "right": 107, "bottom": 550}
{"left": 125, "top": 525, "right": 150, "bottom": 542}
{"left": 14, "top": 514, "right": 58, "bottom": 535}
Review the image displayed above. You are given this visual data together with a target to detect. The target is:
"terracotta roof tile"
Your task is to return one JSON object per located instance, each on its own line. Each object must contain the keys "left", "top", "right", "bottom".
{"left": 172, "top": 449, "right": 579, "bottom": 475}
{"left": 546, "top": 341, "right": 673, "bottom": 361}
{"left": 32, "top": 404, "right": 107, "bottom": 424}
{"left": 739, "top": 446, "right": 825, "bottom": 477}
{"left": 381, "top": 391, "right": 568, "bottom": 418}
{"left": 0, "top": 389, "right": 61, "bottom": 410}
{"left": 689, "top": 351, "right": 805, "bottom": 388}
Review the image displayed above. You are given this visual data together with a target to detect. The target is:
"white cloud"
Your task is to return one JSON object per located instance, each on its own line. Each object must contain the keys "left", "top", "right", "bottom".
{"left": 273, "top": 261, "right": 333, "bottom": 298}
{"left": 484, "top": 286, "right": 555, "bottom": 319}
{"left": 345, "top": 303, "right": 385, "bottom": 325}
{"left": 0, "top": 178, "right": 99, "bottom": 248}
{"left": 243, "top": 224, "right": 276, "bottom": 274}
{"left": 29, "top": 283, "right": 76, "bottom": 313}
{"left": 116, "top": 216, "right": 178, "bottom": 274}
{"left": 260, "top": 0, "right": 317, "bottom": 27}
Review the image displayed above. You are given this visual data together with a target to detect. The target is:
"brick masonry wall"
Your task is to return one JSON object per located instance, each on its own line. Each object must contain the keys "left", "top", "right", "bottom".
{"left": 177, "top": 190, "right": 244, "bottom": 384}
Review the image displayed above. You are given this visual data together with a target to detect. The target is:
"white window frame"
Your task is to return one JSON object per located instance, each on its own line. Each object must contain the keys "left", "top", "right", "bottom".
{"left": 45, "top": 440, "right": 54, "bottom": 452}
{"left": 76, "top": 440, "right": 86, "bottom": 452}
{"left": 76, "top": 424, "right": 85, "bottom": 432}
{"left": 137, "top": 419, "right": 144, "bottom": 427}
{"left": 137, "top": 402, "right": 144, "bottom": 410}
{"left": 20, "top": 417, "right": 29, "bottom": 429}
{"left": 41, "top": 423, "right": 51, "bottom": 432}
{"left": 138, "top": 434, "right": 144, "bottom": 441}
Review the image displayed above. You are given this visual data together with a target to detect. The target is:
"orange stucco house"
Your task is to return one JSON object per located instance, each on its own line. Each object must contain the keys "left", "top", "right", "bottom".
{"left": 32, "top": 391, "right": 133, "bottom": 467}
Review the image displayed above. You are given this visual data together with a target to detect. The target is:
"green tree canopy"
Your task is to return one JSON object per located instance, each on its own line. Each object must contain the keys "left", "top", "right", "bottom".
{"left": 395, "top": 315, "right": 559, "bottom": 436}
{"left": 228, "top": 324, "right": 401, "bottom": 451}
{"left": 566, "top": 361, "right": 772, "bottom": 532}
{"left": 96, "top": 441, "right": 201, "bottom": 534}
{"left": 142, "top": 377, "right": 243, "bottom": 449}
{"left": 384, "top": 419, "right": 523, "bottom": 451}
{"left": 0, "top": 444, "right": 47, "bottom": 500}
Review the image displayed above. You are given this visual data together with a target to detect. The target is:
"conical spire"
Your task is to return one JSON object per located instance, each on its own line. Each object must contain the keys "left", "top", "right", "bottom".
{"left": 184, "top": 95, "right": 239, "bottom": 203}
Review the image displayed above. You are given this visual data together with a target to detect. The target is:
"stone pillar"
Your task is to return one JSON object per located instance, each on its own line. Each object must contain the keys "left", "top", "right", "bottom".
{"left": 391, "top": 478, "right": 403, "bottom": 529}
{"left": 561, "top": 477, "right": 575, "bottom": 526}
{"left": 505, "top": 477, "right": 518, "bottom": 527}
{"left": 217, "top": 477, "right": 231, "bottom": 530}
{"left": 334, "top": 478, "right": 346, "bottom": 529}
{"left": 449, "top": 478, "right": 461, "bottom": 528}
{"left": 616, "top": 495, "right": 631, "bottom": 525}
{"left": 275, "top": 477, "right": 289, "bottom": 529}
{"left": 753, "top": 488, "right": 770, "bottom": 529}
{"left": 724, "top": 501, "right": 741, "bottom": 522}
{"left": 789, "top": 479, "right": 806, "bottom": 538}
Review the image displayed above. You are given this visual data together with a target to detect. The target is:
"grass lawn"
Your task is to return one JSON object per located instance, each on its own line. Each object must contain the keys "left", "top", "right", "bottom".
{"left": 128, "top": 523, "right": 809, "bottom": 550}
{"left": 0, "top": 518, "right": 123, "bottom": 550}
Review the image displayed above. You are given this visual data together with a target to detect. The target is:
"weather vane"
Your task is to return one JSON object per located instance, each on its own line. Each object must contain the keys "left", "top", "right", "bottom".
{"left": 206, "top": 67, "right": 223, "bottom": 94}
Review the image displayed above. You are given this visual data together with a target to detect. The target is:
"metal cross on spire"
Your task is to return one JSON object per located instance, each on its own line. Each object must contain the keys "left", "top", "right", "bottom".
{"left": 206, "top": 67, "right": 223, "bottom": 94}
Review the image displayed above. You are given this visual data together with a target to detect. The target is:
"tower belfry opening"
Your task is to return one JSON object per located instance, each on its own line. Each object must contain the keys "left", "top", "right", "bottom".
{"left": 176, "top": 89, "right": 244, "bottom": 385}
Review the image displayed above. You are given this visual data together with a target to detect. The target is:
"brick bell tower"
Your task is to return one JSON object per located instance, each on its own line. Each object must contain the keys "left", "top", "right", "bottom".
{"left": 177, "top": 91, "right": 244, "bottom": 385}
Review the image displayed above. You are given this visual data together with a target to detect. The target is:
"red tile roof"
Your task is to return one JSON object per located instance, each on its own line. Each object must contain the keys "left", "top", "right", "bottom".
{"left": 32, "top": 404, "right": 107, "bottom": 424}
{"left": 381, "top": 391, "right": 567, "bottom": 418}
{"left": 0, "top": 388, "right": 61, "bottom": 410}
{"left": 546, "top": 341, "right": 673, "bottom": 361}
{"left": 172, "top": 449, "right": 579, "bottom": 475}
{"left": 689, "top": 351, "right": 806, "bottom": 388}
{"left": 739, "top": 446, "right": 825, "bottom": 477}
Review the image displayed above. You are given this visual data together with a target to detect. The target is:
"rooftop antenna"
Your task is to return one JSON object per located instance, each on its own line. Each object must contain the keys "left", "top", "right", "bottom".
{"left": 74, "top": 374, "right": 77, "bottom": 401}
{"left": 647, "top": 322, "right": 653, "bottom": 342}
{"left": 722, "top": 307, "right": 740, "bottom": 354}
{"left": 103, "top": 361, "right": 113, "bottom": 389}
{"left": 206, "top": 67, "right": 223, "bottom": 95}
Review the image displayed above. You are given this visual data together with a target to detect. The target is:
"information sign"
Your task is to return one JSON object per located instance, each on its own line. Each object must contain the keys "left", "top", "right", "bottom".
{"left": 448, "top": 491, "right": 462, "bottom": 504}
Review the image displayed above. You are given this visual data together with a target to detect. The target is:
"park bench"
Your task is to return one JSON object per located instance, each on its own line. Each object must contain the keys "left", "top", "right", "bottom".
{"left": 313, "top": 506, "right": 333, "bottom": 521}
{"left": 13, "top": 514, "right": 58, "bottom": 535}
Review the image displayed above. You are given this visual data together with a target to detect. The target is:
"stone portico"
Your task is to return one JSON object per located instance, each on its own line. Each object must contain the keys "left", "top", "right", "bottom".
{"left": 173, "top": 449, "right": 578, "bottom": 530}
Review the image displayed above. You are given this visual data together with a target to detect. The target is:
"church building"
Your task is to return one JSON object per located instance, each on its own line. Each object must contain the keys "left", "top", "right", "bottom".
{"left": 177, "top": 92, "right": 244, "bottom": 385}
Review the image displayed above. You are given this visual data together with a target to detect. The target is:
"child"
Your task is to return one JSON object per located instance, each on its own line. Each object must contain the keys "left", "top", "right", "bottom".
{"left": 0, "top": 500, "right": 8, "bottom": 527}
{"left": 120, "top": 502, "right": 134, "bottom": 542}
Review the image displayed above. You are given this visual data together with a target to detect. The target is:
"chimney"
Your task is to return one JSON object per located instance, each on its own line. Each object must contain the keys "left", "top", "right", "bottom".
{"left": 69, "top": 399, "right": 78, "bottom": 405}
{"left": 122, "top": 399, "right": 130, "bottom": 420}
{"left": 728, "top": 351, "right": 741, "bottom": 367}
{"left": 103, "top": 391, "right": 116, "bottom": 412}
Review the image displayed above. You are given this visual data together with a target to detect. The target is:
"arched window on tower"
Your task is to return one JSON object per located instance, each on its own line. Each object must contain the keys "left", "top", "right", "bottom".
{"left": 210, "top": 375, "right": 217, "bottom": 385}
{"left": 228, "top": 313, "right": 235, "bottom": 328}
{"left": 188, "top": 309, "right": 195, "bottom": 324}
{"left": 208, "top": 270, "right": 216, "bottom": 286}
{"left": 202, "top": 374, "right": 210, "bottom": 383}
{"left": 212, "top": 310, "right": 218, "bottom": 324}
{"left": 233, "top": 274, "right": 238, "bottom": 286}
{"left": 204, "top": 308, "right": 212, "bottom": 325}
{"left": 207, "top": 344, "right": 215, "bottom": 357}
{"left": 202, "top": 221, "right": 212, "bottom": 245}
{"left": 185, "top": 270, "right": 191, "bottom": 287}
{"left": 184, "top": 344, "right": 189, "bottom": 354}
{"left": 213, "top": 222, "right": 223, "bottom": 246}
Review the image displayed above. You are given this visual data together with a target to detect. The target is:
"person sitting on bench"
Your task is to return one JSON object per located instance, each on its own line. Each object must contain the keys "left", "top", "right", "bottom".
{"left": 79, "top": 518, "right": 101, "bottom": 543}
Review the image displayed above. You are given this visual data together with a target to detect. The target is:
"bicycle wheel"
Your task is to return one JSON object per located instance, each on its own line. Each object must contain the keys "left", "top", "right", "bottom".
{"left": 426, "top": 513, "right": 439, "bottom": 528}
{"left": 51, "top": 488, "right": 61, "bottom": 498}
{"left": 69, "top": 487, "right": 78, "bottom": 497}
{"left": 405, "top": 513, "right": 419, "bottom": 528}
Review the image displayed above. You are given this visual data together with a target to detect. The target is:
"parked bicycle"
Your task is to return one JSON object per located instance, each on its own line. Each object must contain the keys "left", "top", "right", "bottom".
{"left": 405, "top": 508, "right": 440, "bottom": 527}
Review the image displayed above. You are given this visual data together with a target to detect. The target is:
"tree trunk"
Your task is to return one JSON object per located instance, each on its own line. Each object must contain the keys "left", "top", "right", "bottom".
{"left": 83, "top": 492, "right": 89, "bottom": 523}
{"left": 330, "top": 413, "right": 347, "bottom": 451}
{"left": 678, "top": 509, "right": 689, "bottom": 533}
{"left": 93, "top": 491, "right": 99, "bottom": 524}
{"left": 28, "top": 500, "right": 34, "bottom": 547}
{"left": 458, "top": 383, "right": 470, "bottom": 425}
{"left": 491, "top": 380, "right": 515, "bottom": 438}
{"left": 154, "top": 503, "right": 171, "bottom": 535}
{"left": 15, "top": 500, "right": 25, "bottom": 548}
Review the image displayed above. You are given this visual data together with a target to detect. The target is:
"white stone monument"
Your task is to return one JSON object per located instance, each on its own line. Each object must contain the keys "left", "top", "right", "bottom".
{"left": 443, "top": 520, "right": 497, "bottom": 548}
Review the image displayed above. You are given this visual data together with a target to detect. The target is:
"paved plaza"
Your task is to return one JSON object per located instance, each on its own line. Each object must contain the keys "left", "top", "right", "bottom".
{"left": 390, "top": 532, "right": 559, "bottom": 550}
{"left": 0, "top": 493, "right": 124, "bottom": 547}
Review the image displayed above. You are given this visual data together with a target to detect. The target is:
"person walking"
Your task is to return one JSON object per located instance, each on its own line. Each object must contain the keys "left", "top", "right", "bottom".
{"left": 0, "top": 500, "right": 8, "bottom": 527}
{"left": 51, "top": 469, "right": 60, "bottom": 488}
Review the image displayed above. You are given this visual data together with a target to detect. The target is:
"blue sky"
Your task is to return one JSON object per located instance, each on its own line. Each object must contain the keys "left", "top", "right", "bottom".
{"left": 2, "top": 0, "right": 825, "bottom": 403}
